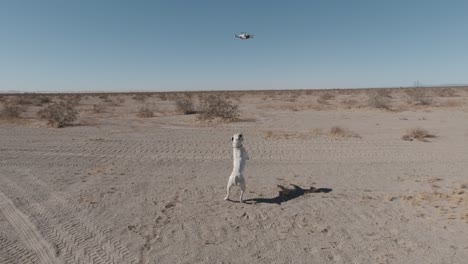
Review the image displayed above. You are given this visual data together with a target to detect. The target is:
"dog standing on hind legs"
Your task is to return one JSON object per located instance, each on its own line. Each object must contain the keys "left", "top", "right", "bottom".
{"left": 224, "top": 133, "right": 249, "bottom": 202}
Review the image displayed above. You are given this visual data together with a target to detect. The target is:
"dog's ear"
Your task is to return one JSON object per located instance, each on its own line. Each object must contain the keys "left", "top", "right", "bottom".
{"left": 231, "top": 137, "right": 234, "bottom": 141}
{"left": 239, "top": 134, "right": 243, "bottom": 140}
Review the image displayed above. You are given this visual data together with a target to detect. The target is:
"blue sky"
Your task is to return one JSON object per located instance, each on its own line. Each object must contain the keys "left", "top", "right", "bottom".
{"left": 1, "top": 0, "right": 468, "bottom": 92}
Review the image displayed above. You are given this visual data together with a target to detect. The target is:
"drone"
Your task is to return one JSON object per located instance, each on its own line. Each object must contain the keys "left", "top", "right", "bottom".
{"left": 235, "top": 32, "right": 254, "bottom": 40}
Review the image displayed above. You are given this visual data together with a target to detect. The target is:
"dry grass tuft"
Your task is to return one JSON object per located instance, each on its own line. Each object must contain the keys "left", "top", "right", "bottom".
{"left": 328, "top": 126, "right": 360, "bottom": 138}
{"left": 263, "top": 129, "right": 324, "bottom": 140}
{"left": 402, "top": 127, "right": 436, "bottom": 142}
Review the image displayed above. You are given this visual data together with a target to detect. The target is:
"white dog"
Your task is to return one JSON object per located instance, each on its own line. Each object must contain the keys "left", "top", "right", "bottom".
{"left": 224, "top": 133, "right": 249, "bottom": 202}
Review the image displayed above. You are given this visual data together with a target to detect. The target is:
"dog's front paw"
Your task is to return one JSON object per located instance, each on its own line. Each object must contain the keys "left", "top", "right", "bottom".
{"left": 224, "top": 197, "right": 229, "bottom": 200}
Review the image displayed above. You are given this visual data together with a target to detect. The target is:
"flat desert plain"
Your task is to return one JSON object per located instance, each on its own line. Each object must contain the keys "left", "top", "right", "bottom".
{"left": 0, "top": 88, "right": 467, "bottom": 264}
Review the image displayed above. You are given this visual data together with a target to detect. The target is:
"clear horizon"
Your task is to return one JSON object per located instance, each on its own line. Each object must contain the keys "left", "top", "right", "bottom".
{"left": 2, "top": 0, "right": 468, "bottom": 92}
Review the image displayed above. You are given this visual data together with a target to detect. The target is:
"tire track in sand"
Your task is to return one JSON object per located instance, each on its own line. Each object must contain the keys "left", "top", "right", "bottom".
{"left": 0, "top": 172, "right": 138, "bottom": 264}
{"left": 0, "top": 189, "right": 60, "bottom": 264}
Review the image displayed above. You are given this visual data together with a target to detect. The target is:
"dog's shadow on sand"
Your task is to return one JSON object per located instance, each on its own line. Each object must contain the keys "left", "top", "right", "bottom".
{"left": 231, "top": 184, "right": 332, "bottom": 205}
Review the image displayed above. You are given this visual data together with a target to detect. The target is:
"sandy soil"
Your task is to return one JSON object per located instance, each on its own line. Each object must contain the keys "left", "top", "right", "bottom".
{"left": 1, "top": 88, "right": 468, "bottom": 263}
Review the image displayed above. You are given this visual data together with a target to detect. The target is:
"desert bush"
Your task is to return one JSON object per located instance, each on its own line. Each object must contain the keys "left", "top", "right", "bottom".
{"left": 98, "top": 94, "right": 109, "bottom": 100}
{"left": 341, "top": 98, "right": 359, "bottom": 109}
{"left": 320, "top": 92, "right": 335, "bottom": 101}
{"left": 305, "top": 90, "right": 315, "bottom": 96}
{"left": 317, "top": 92, "right": 335, "bottom": 105}
{"left": 157, "top": 93, "right": 168, "bottom": 101}
{"left": 284, "top": 92, "right": 299, "bottom": 102}
{"left": 198, "top": 95, "right": 240, "bottom": 121}
{"left": 406, "top": 88, "right": 433, "bottom": 105}
{"left": 376, "top": 89, "right": 392, "bottom": 98}
{"left": 329, "top": 126, "right": 360, "bottom": 138}
{"left": 136, "top": 106, "right": 154, "bottom": 118}
{"left": 117, "top": 97, "right": 126, "bottom": 104}
{"left": 37, "top": 101, "right": 78, "bottom": 128}
{"left": 402, "top": 127, "right": 435, "bottom": 142}
{"left": 436, "top": 87, "right": 456, "bottom": 97}
{"left": 133, "top": 94, "right": 147, "bottom": 102}
{"left": 0, "top": 104, "right": 23, "bottom": 119}
{"left": 367, "top": 92, "right": 391, "bottom": 109}
{"left": 14, "top": 96, "right": 33, "bottom": 105}
{"left": 438, "top": 99, "right": 461, "bottom": 107}
{"left": 92, "top": 104, "right": 106, "bottom": 113}
{"left": 64, "top": 95, "right": 82, "bottom": 107}
{"left": 33, "top": 96, "right": 52, "bottom": 106}
{"left": 175, "top": 97, "right": 197, "bottom": 114}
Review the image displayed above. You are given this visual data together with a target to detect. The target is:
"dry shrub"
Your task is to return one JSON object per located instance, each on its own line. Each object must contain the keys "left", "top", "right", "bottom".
{"left": 33, "top": 96, "right": 52, "bottom": 106}
{"left": 133, "top": 94, "right": 147, "bottom": 102}
{"left": 98, "top": 94, "right": 109, "bottom": 100}
{"left": 341, "top": 98, "right": 359, "bottom": 109}
{"left": 157, "top": 93, "right": 168, "bottom": 101}
{"left": 305, "top": 90, "right": 315, "bottom": 96}
{"left": 198, "top": 95, "right": 240, "bottom": 121}
{"left": 136, "top": 105, "right": 154, "bottom": 118}
{"left": 14, "top": 96, "right": 33, "bottom": 105}
{"left": 328, "top": 126, "right": 360, "bottom": 138}
{"left": 402, "top": 127, "right": 436, "bottom": 142}
{"left": 92, "top": 104, "right": 106, "bottom": 113}
{"left": 0, "top": 104, "right": 23, "bottom": 119}
{"left": 37, "top": 101, "right": 78, "bottom": 128}
{"left": 438, "top": 100, "right": 462, "bottom": 107}
{"left": 13, "top": 95, "right": 52, "bottom": 106}
{"left": 257, "top": 102, "right": 322, "bottom": 111}
{"left": 320, "top": 92, "right": 335, "bottom": 101}
{"left": 406, "top": 88, "right": 433, "bottom": 105}
{"left": 285, "top": 93, "right": 299, "bottom": 102}
{"left": 436, "top": 87, "right": 457, "bottom": 97}
{"left": 317, "top": 92, "right": 335, "bottom": 105}
{"left": 174, "top": 97, "right": 196, "bottom": 114}
{"left": 376, "top": 89, "right": 392, "bottom": 98}
{"left": 64, "top": 95, "right": 82, "bottom": 107}
{"left": 367, "top": 91, "right": 391, "bottom": 109}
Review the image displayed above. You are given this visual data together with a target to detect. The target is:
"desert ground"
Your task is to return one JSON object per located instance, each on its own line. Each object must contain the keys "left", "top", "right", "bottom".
{"left": 0, "top": 87, "right": 467, "bottom": 264}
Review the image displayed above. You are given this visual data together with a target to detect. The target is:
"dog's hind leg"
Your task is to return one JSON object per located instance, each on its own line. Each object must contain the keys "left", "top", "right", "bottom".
{"left": 224, "top": 179, "right": 234, "bottom": 200}
{"left": 239, "top": 180, "right": 246, "bottom": 203}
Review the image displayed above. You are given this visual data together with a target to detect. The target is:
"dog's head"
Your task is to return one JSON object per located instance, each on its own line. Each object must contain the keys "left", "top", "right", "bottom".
{"left": 232, "top": 133, "right": 243, "bottom": 148}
